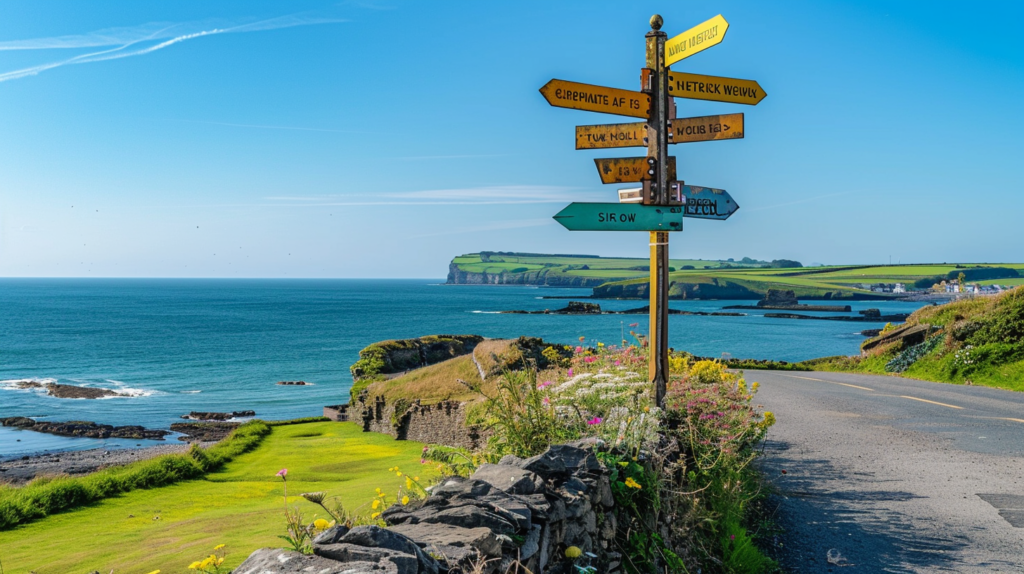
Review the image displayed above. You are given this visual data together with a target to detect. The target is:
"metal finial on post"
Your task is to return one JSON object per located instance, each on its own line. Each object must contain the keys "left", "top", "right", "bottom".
{"left": 650, "top": 14, "right": 663, "bottom": 31}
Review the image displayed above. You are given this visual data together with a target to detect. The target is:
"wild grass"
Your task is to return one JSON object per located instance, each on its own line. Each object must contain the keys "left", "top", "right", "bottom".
{"left": 0, "top": 420, "right": 272, "bottom": 531}
{"left": 0, "top": 421, "right": 436, "bottom": 574}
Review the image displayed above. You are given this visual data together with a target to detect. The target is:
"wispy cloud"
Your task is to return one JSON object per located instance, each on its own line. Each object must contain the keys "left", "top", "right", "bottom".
{"left": 265, "top": 185, "right": 585, "bottom": 206}
{"left": 164, "top": 118, "right": 371, "bottom": 134}
{"left": 0, "top": 14, "right": 345, "bottom": 83}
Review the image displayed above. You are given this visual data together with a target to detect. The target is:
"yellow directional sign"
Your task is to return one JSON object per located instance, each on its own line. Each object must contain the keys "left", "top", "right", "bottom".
{"left": 669, "top": 113, "right": 743, "bottom": 144}
{"left": 667, "top": 72, "right": 766, "bottom": 105}
{"left": 540, "top": 79, "right": 650, "bottom": 119}
{"left": 594, "top": 157, "right": 677, "bottom": 184}
{"left": 576, "top": 122, "right": 648, "bottom": 150}
{"left": 665, "top": 14, "right": 729, "bottom": 67}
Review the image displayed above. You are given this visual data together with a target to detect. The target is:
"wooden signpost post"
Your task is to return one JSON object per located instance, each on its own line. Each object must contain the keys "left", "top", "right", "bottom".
{"left": 541, "top": 14, "right": 764, "bottom": 406}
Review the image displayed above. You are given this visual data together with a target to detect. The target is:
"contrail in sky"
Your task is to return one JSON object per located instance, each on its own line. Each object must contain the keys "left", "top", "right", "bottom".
{"left": 0, "top": 14, "right": 345, "bottom": 83}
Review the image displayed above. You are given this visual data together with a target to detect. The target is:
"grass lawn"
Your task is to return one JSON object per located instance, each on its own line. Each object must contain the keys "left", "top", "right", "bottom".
{"left": 0, "top": 422, "right": 435, "bottom": 574}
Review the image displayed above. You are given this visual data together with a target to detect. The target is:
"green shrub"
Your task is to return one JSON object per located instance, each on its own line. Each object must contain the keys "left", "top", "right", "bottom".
{"left": 0, "top": 420, "right": 271, "bottom": 531}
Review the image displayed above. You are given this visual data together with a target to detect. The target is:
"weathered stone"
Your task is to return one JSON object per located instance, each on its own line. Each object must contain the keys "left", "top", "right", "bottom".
{"left": 563, "top": 477, "right": 587, "bottom": 496}
{"left": 339, "top": 525, "right": 440, "bottom": 574}
{"left": 386, "top": 504, "right": 517, "bottom": 533}
{"left": 313, "top": 525, "right": 351, "bottom": 545}
{"left": 235, "top": 548, "right": 388, "bottom": 574}
{"left": 314, "top": 543, "right": 418, "bottom": 574}
{"left": 472, "top": 464, "right": 544, "bottom": 495}
{"left": 600, "top": 512, "right": 617, "bottom": 541}
{"left": 597, "top": 477, "right": 615, "bottom": 508}
{"left": 544, "top": 444, "right": 601, "bottom": 473}
{"left": 520, "top": 450, "right": 567, "bottom": 478}
{"left": 520, "top": 524, "right": 542, "bottom": 560}
{"left": 389, "top": 522, "right": 502, "bottom": 558}
{"left": 498, "top": 454, "right": 524, "bottom": 466}
{"left": 430, "top": 477, "right": 494, "bottom": 499}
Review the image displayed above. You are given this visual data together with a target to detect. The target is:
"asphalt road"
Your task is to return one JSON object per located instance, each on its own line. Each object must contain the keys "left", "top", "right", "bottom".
{"left": 753, "top": 370, "right": 1024, "bottom": 573}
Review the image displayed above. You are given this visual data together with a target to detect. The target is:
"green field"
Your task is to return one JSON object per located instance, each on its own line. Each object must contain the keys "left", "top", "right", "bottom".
{"left": 0, "top": 422, "right": 434, "bottom": 574}
{"left": 450, "top": 253, "right": 1024, "bottom": 299}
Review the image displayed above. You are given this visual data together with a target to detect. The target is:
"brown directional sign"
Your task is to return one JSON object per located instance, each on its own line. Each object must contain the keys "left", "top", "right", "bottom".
{"left": 667, "top": 72, "right": 766, "bottom": 105}
{"left": 576, "top": 122, "right": 648, "bottom": 150}
{"left": 594, "top": 157, "right": 677, "bottom": 184}
{"left": 669, "top": 113, "right": 743, "bottom": 143}
{"left": 540, "top": 79, "right": 650, "bottom": 119}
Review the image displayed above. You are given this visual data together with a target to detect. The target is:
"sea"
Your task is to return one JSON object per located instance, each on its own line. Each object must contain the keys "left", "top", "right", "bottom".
{"left": 0, "top": 278, "right": 927, "bottom": 458}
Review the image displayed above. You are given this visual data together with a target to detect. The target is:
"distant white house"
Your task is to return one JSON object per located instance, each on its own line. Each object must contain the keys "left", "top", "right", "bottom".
{"left": 893, "top": 283, "right": 906, "bottom": 294}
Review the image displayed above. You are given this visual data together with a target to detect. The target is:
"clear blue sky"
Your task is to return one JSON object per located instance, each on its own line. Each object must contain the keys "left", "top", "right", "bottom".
{"left": 0, "top": 0, "right": 1021, "bottom": 278}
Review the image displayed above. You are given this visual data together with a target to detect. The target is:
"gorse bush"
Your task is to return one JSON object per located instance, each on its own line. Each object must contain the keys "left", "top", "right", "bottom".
{"left": 0, "top": 420, "right": 271, "bottom": 531}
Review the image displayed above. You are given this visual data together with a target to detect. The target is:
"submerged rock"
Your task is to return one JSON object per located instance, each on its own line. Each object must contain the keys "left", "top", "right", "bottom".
{"left": 0, "top": 418, "right": 169, "bottom": 440}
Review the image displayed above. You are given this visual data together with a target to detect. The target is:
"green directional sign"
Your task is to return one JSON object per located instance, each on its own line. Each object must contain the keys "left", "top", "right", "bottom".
{"left": 553, "top": 203, "right": 683, "bottom": 232}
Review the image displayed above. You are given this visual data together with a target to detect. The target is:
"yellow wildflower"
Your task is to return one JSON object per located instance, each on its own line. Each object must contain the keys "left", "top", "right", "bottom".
{"left": 375, "top": 487, "right": 383, "bottom": 495}
{"left": 371, "top": 512, "right": 381, "bottom": 519}
{"left": 752, "top": 381, "right": 760, "bottom": 391}
{"left": 402, "top": 495, "right": 410, "bottom": 505}
{"left": 144, "top": 571, "right": 160, "bottom": 574}
{"left": 406, "top": 477, "right": 413, "bottom": 489}
{"left": 213, "top": 543, "right": 226, "bottom": 551}
{"left": 372, "top": 499, "right": 381, "bottom": 509}
{"left": 414, "top": 476, "right": 419, "bottom": 481}
{"left": 762, "top": 411, "right": 776, "bottom": 427}
{"left": 313, "top": 518, "right": 331, "bottom": 530}
{"left": 618, "top": 461, "right": 628, "bottom": 467}
{"left": 624, "top": 477, "right": 642, "bottom": 489}
{"left": 565, "top": 546, "right": 582, "bottom": 558}
{"left": 396, "top": 471, "right": 402, "bottom": 477}
{"left": 189, "top": 562, "right": 201, "bottom": 570}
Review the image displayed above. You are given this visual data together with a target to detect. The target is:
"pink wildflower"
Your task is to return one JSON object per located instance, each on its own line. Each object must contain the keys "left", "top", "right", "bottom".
{"left": 586, "top": 417, "right": 602, "bottom": 425}
{"left": 614, "top": 360, "right": 621, "bottom": 366}
{"left": 584, "top": 356, "right": 596, "bottom": 363}
{"left": 420, "top": 458, "right": 426, "bottom": 464}
{"left": 567, "top": 368, "right": 574, "bottom": 377}
{"left": 542, "top": 397, "right": 550, "bottom": 406}
{"left": 629, "top": 322, "right": 639, "bottom": 328}
{"left": 537, "top": 381, "right": 552, "bottom": 390}
{"left": 276, "top": 468, "right": 288, "bottom": 479}
{"left": 575, "top": 346, "right": 584, "bottom": 353}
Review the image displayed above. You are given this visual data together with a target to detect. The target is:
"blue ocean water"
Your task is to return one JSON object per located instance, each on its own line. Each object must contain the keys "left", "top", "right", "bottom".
{"left": 0, "top": 279, "right": 926, "bottom": 457}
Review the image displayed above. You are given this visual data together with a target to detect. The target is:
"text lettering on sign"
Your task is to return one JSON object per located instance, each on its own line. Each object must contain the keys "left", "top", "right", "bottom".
{"left": 575, "top": 123, "right": 650, "bottom": 150}
{"left": 540, "top": 79, "right": 651, "bottom": 119}
{"left": 665, "top": 15, "right": 729, "bottom": 67}
{"left": 669, "top": 113, "right": 744, "bottom": 144}
{"left": 667, "top": 71, "right": 766, "bottom": 105}
{"left": 594, "top": 157, "right": 677, "bottom": 184}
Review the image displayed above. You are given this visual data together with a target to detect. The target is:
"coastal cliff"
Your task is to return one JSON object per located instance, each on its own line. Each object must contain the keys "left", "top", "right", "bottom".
{"left": 447, "top": 262, "right": 610, "bottom": 287}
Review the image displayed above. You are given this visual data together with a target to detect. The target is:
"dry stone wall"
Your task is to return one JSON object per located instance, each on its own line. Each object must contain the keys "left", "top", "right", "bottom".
{"left": 236, "top": 441, "right": 623, "bottom": 574}
{"left": 350, "top": 394, "right": 490, "bottom": 451}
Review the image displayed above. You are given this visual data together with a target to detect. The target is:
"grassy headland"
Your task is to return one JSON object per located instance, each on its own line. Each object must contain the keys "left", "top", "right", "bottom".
{"left": 0, "top": 421, "right": 435, "bottom": 573}
{"left": 448, "top": 252, "right": 1024, "bottom": 300}
{"left": 723, "top": 287, "right": 1024, "bottom": 392}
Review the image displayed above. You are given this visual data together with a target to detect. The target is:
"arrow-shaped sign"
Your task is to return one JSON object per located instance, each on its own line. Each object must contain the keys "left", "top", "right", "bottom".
{"left": 669, "top": 114, "right": 743, "bottom": 143}
{"left": 553, "top": 203, "right": 683, "bottom": 232}
{"left": 665, "top": 14, "right": 729, "bottom": 67}
{"left": 680, "top": 185, "right": 739, "bottom": 220}
{"left": 540, "top": 79, "right": 650, "bottom": 119}
{"left": 668, "top": 72, "right": 766, "bottom": 105}
{"left": 594, "top": 157, "right": 677, "bottom": 184}
{"left": 576, "top": 122, "right": 648, "bottom": 149}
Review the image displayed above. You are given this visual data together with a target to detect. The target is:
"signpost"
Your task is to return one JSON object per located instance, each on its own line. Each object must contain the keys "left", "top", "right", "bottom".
{"left": 539, "top": 79, "right": 650, "bottom": 118}
{"left": 541, "top": 13, "right": 761, "bottom": 406}
{"left": 667, "top": 72, "right": 767, "bottom": 105}
{"left": 594, "top": 157, "right": 677, "bottom": 184}
{"left": 553, "top": 203, "right": 683, "bottom": 232}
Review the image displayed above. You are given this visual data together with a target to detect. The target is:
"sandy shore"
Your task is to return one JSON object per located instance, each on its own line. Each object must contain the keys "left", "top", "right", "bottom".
{"left": 0, "top": 444, "right": 193, "bottom": 486}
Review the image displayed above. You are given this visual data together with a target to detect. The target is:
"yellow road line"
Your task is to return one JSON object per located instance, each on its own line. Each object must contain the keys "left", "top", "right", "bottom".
{"left": 784, "top": 374, "right": 874, "bottom": 392}
{"left": 900, "top": 395, "right": 963, "bottom": 410}
{"left": 1001, "top": 418, "right": 1024, "bottom": 424}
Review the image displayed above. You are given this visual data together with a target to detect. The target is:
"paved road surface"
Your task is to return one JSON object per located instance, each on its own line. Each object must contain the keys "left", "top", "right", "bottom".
{"left": 753, "top": 370, "right": 1024, "bottom": 573}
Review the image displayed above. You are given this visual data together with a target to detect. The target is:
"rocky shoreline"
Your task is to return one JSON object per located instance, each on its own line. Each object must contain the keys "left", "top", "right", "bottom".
{"left": 0, "top": 444, "right": 192, "bottom": 485}
{"left": 0, "top": 417, "right": 171, "bottom": 440}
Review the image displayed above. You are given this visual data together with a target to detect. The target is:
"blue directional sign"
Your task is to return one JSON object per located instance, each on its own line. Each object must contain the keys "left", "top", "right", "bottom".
{"left": 553, "top": 203, "right": 683, "bottom": 232}
{"left": 680, "top": 185, "right": 739, "bottom": 220}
